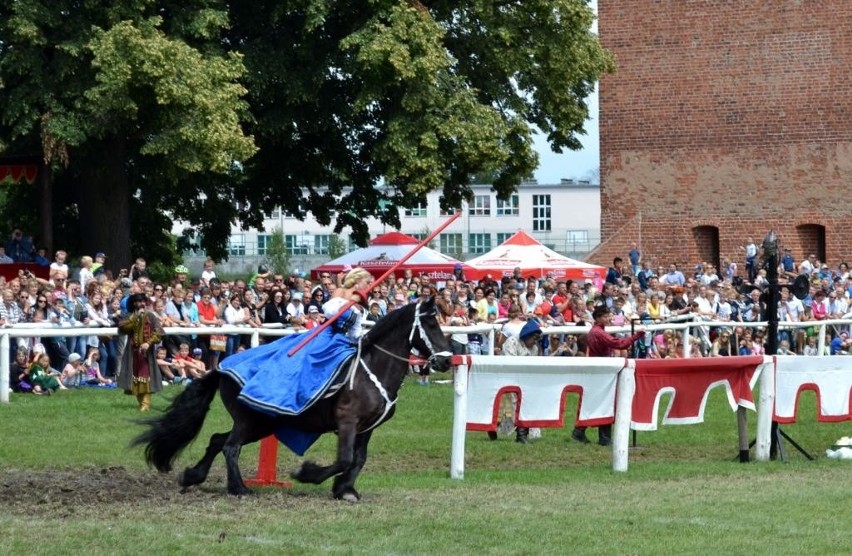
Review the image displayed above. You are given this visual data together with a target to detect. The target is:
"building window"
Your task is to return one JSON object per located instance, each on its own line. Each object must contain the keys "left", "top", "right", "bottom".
{"left": 468, "top": 233, "right": 492, "bottom": 254}
{"left": 566, "top": 230, "right": 589, "bottom": 243}
{"left": 404, "top": 202, "right": 428, "bottom": 217}
{"left": 532, "top": 194, "right": 551, "bottom": 232}
{"left": 440, "top": 233, "right": 463, "bottom": 257}
{"left": 469, "top": 195, "right": 491, "bottom": 216}
{"left": 264, "top": 207, "right": 281, "bottom": 220}
{"left": 496, "top": 232, "right": 513, "bottom": 245}
{"left": 285, "top": 235, "right": 309, "bottom": 255}
{"left": 257, "top": 234, "right": 272, "bottom": 255}
{"left": 228, "top": 235, "right": 246, "bottom": 256}
{"left": 409, "top": 232, "right": 427, "bottom": 242}
{"left": 314, "top": 234, "right": 330, "bottom": 255}
{"left": 496, "top": 195, "right": 519, "bottom": 216}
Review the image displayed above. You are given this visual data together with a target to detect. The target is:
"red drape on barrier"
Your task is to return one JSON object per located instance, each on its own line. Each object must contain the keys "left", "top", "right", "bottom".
{"left": 631, "top": 356, "right": 764, "bottom": 430}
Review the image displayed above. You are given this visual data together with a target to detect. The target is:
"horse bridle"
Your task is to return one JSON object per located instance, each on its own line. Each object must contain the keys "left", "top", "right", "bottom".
{"left": 348, "top": 300, "right": 451, "bottom": 433}
{"left": 408, "top": 300, "right": 452, "bottom": 365}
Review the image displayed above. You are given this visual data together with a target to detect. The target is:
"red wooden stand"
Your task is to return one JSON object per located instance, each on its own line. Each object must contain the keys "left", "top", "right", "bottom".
{"left": 244, "top": 436, "right": 293, "bottom": 488}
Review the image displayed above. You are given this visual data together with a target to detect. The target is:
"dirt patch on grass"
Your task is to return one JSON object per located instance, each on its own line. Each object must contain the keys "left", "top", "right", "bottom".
{"left": 0, "top": 466, "right": 315, "bottom": 517}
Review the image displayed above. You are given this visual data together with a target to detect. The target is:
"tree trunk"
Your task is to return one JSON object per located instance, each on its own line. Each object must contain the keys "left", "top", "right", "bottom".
{"left": 76, "top": 137, "right": 132, "bottom": 274}
{"left": 37, "top": 161, "right": 53, "bottom": 254}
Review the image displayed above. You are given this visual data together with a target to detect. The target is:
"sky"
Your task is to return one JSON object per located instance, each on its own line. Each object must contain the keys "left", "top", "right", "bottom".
{"left": 532, "top": 0, "right": 599, "bottom": 184}
{"left": 532, "top": 87, "right": 599, "bottom": 183}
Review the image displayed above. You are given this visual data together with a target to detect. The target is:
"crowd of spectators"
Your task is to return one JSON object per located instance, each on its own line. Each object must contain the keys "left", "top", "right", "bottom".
{"left": 7, "top": 239, "right": 852, "bottom": 395}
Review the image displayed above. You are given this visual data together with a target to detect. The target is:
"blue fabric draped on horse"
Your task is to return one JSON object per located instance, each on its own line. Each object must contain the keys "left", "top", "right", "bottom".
{"left": 132, "top": 297, "right": 452, "bottom": 500}
{"left": 219, "top": 319, "right": 357, "bottom": 455}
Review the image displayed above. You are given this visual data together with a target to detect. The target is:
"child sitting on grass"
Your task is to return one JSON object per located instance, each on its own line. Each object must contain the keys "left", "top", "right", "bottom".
{"left": 155, "top": 345, "right": 184, "bottom": 384}
{"left": 60, "top": 353, "right": 85, "bottom": 388}
{"left": 29, "top": 353, "right": 65, "bottom": 395}
{"left": 172, "top": 343, "right": 208, "bottom": 380}
{"left": 84, "top": 347, "right": 114, "bottom": 385}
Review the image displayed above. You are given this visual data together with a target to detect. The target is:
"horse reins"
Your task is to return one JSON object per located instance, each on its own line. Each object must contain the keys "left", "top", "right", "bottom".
{"left": 348, "top": 301, "right": 451, "bottom": 433}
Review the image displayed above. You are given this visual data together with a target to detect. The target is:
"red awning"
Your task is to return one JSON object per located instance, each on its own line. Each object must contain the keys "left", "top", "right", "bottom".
{"left": 0, "top": 164, "right": 38, "bottom": 184}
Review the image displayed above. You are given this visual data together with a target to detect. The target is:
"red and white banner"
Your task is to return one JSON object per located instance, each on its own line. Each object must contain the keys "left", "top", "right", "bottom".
{"left": 774, "top": 355, "right": 852, "bottom": 423}
{"left": 464, "top": 356, "right": 626, "bottom": 430}
{"left": 631, "top": 356, "right": 769, "bottom": 430}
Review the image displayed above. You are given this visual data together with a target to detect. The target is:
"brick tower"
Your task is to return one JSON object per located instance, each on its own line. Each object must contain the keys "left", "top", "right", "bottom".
{"left": 592, "top": 0, "right": 852, "bottom": 272}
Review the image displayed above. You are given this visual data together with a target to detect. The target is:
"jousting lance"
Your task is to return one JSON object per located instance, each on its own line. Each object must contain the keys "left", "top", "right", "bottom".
{"left": 287, "top": 211, "right": 462, "bottom": 356}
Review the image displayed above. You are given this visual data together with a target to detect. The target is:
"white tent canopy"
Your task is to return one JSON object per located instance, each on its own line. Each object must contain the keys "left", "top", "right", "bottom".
{"left": 464, "top": 230, "right": 605, "bottom": 282}
{"left": 311, "top": 231, "right": 469, "bottom": 281}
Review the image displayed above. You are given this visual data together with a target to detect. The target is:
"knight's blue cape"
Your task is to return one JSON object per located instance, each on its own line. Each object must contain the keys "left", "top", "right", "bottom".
{"left": 218, "top": 327, "right": 356, "bottom": 455}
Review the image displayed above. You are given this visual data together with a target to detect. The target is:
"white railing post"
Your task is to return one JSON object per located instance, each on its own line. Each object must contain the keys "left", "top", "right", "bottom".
{"left": 755, "top": 355, "right": 774, "bottom": 461}
{"left": 682, "top": 324, "right": 691, "bottom": 358}
{"left": 818, "top": 323, "right": 827, "bottom": 356}
{"left": 0, "top": 333, "right": 9, "bottom": 403}
{"left": 251, "top": 330, "right": 261, "bottom": 348}
{"left": 450, "top": 357, "right": 469, "bottom": 480}
{"left": 612, "top": 360, "right": 635, "bottom": 472}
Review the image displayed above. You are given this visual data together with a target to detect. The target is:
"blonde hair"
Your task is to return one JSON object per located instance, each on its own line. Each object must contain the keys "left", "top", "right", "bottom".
{"left": 343, "top": 268, "right": 372, "bottom": 289}
{"left": 80, "top": 255, "right": 93, "bottom": 266}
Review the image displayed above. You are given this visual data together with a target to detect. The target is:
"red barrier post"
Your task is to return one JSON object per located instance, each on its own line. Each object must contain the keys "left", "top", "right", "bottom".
{"left": 244, "top": 436, "right": 293, "bottom": 488}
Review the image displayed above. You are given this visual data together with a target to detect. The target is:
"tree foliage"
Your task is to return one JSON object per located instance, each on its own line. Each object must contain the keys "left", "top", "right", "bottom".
{"left": 0, "top": 0, "right": 613, "bottom": 268}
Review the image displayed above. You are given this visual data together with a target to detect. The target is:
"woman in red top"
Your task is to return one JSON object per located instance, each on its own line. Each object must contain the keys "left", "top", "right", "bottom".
{"left": 196, "top": 287, "right": 223, "bottom": 370}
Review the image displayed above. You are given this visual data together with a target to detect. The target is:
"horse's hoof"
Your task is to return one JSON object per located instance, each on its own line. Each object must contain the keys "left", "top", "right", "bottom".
{"left": 335, "top": 489, "right": 361, "bottom": 503}
{"left": 290, "top": 463, "right": 305, "bottom": 482}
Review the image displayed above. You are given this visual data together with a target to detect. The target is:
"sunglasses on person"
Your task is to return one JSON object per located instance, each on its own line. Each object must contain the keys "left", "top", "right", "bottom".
{"left": 154, "top": 287, "right": 163, "bottom": 292}
{"left": 37, "top": 299, "right": 47, "bottom": 304}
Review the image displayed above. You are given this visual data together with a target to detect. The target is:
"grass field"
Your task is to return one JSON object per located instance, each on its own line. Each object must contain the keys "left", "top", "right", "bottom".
{"left": 1, "top": 372, "right": 849, "bottom": 555}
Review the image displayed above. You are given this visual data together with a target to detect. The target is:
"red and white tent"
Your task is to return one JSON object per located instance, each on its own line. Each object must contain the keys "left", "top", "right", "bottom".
{"left": 311, "top": 231, "right": 468, "bottom": 281}
{"left": 463, "top": 230, "right": 606, "bottom": 282}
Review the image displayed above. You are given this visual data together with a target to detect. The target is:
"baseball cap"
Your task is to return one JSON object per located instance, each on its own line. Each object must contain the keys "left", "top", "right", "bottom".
{"left": 192, "top": 348, "right": 203, "bottom": 356}
{"left": 308, "top": 306, "right": 319, "bottom": 313}
{"left": 174, "top": 264, "right": 189, "bottom": 274}
{"left": 68, "top": 353, "right": 82, "bottom": 363}
{"left": 95, "top": 252, "right": 106, "bottom": 258}
{"left": 258, "top": 264, "right": 270, "bottom": 274}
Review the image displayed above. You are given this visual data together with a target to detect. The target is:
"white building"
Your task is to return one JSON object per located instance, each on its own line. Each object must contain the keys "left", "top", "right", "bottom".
{"left": 177, "top": 180, "right": 600, "bottom": 270}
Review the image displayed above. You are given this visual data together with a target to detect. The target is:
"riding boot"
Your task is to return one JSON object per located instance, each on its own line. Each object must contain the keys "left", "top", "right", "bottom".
{"left": 515, "top": 427, "right": 529, "bottom": 444}
{"left": 598, "top": 424, "right": 612, "bottom": 446}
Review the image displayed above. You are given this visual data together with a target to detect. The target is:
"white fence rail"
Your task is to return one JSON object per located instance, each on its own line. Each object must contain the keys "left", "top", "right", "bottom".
{"left": 2, "top": 316, "right": 847, "bottom": 403}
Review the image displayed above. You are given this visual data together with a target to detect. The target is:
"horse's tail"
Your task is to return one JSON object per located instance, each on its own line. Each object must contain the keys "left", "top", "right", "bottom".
{"left": 130, "top": 371, "right": 221, "bottom": 472}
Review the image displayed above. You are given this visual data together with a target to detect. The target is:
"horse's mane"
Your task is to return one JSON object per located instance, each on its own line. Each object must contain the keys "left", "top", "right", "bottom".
{"left": 361, "top": 301, "right": 419, "bottom": 348}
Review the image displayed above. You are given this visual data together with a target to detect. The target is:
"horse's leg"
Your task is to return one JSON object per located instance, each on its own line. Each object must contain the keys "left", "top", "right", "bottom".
{"left": 218, "top": 375, "right": 276, "bottom": 495}
{"left": 291, "top": 417, "right": 358, "bottom": 487}
{"left": 178, "top": 432, "right": 228, "bottom": 489}
{"left": 332, "top": 430, "right": 373, "bottom": 502}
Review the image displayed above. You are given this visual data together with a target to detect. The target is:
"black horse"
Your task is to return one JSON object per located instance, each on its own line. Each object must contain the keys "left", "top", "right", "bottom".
{"left": 132, "top": 298, "right": 452, "bottom": 500}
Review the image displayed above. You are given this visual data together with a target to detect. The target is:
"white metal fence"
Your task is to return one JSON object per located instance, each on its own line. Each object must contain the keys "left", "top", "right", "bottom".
{"left": 2, "top": 316, "right": 847, "bottom": 403}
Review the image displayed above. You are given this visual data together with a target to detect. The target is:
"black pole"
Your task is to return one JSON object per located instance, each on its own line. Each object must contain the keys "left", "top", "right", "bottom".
{"left": 762, "top": 232, "right": 813, "bottom": 462}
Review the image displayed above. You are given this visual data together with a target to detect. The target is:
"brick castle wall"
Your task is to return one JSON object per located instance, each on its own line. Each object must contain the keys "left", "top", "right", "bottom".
{"left": 591, "top": 0, "right": 852, "bottom": 271}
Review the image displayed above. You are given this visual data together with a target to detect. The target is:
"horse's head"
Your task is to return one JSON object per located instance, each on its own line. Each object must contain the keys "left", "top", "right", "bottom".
{"left": 410, "top": 297, "right": 452, "bottom": 372}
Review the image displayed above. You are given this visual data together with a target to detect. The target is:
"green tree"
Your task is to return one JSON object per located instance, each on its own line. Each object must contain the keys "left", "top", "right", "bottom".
{"left": 327, "top": 234, "right": 348, "bottom": 259}
{"left": 0, "top": 0, "right": 612, "bottom": 267}
{"left": 0, "top": 1, "right": 255, "bottom": 268}
{"left": 264, "top": 227, "right": 291, "bottom": 276}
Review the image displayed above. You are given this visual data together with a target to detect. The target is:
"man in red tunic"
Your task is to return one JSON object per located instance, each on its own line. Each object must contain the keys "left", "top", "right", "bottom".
{"left": 572, "top": 304, "right": 644, "bottom": 446}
